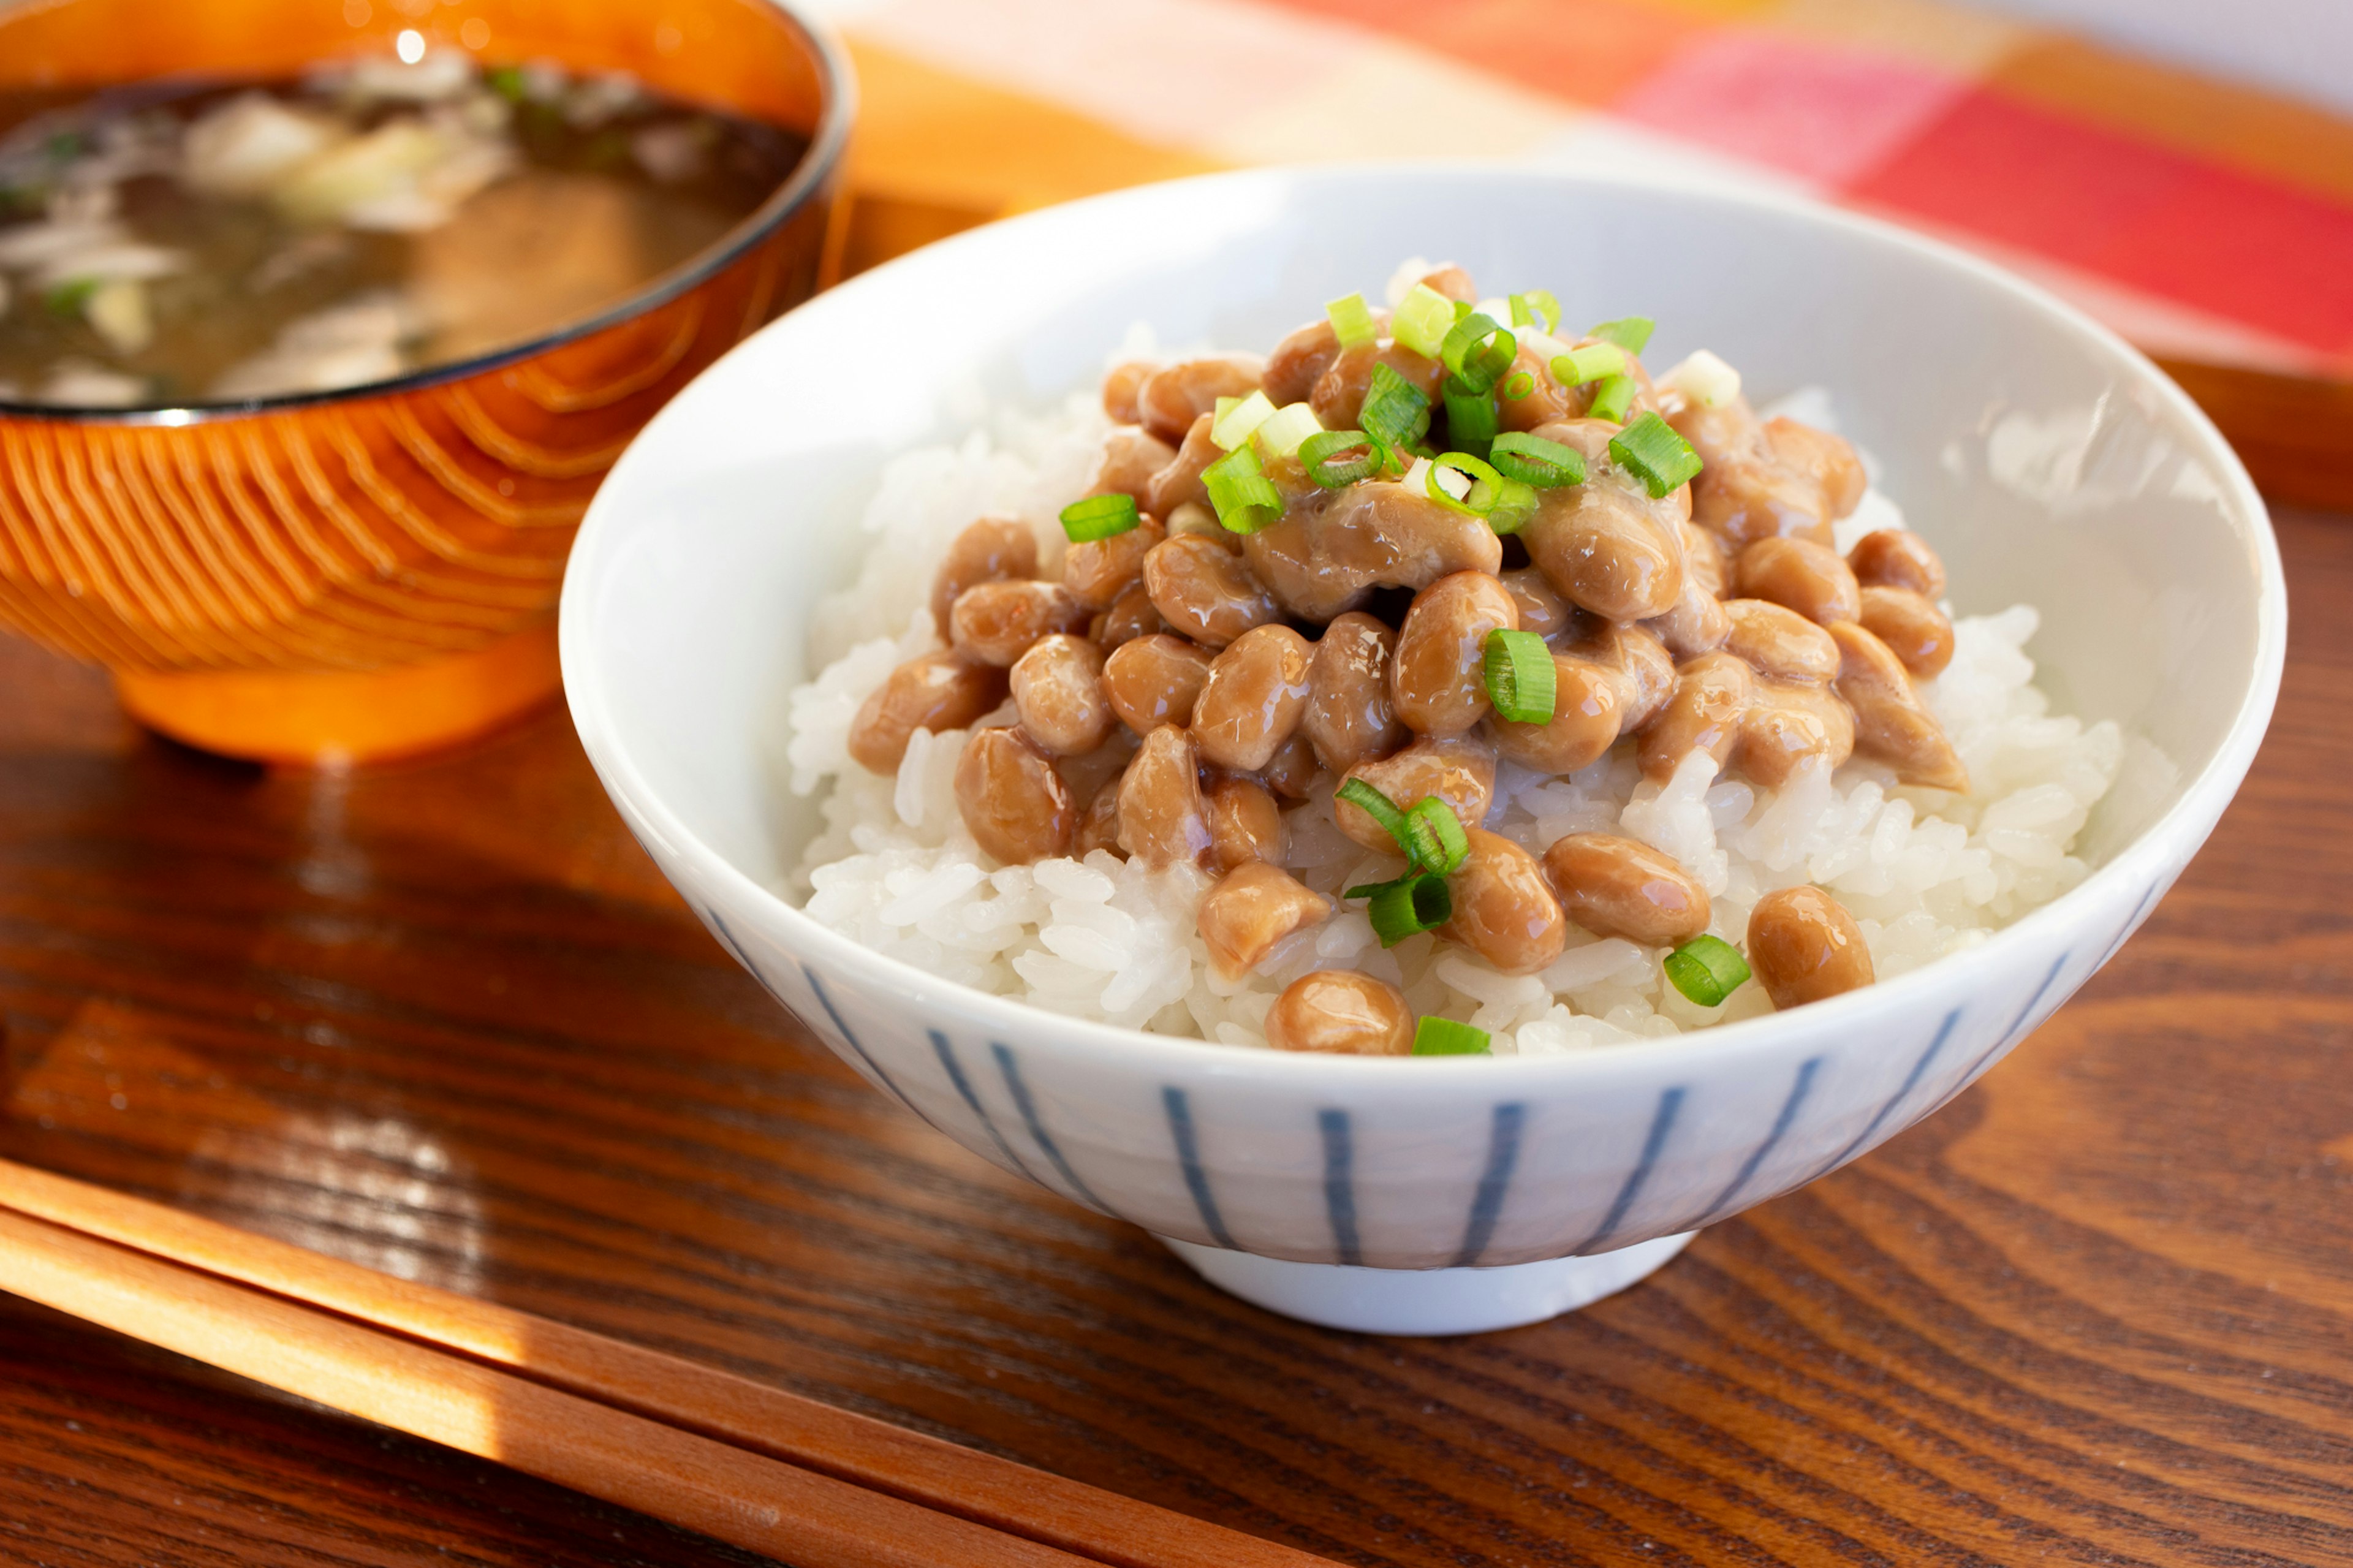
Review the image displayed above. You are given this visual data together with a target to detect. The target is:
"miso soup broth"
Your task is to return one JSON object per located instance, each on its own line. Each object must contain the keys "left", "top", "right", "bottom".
{"left": 0, "top": 50, "right": 808, "bottom": 408}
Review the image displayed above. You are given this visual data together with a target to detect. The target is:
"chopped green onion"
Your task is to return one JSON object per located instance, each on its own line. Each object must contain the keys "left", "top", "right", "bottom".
{"left": 1390, "top": 282, "right": 1455, "bottom": 359}
{"left": 1402, "top": 797, "right": 1469, "bottom": 876}
{"left": 1364, "top": 873, "right": 1453, "bottom": 947}
{"left": 1438, "top": 312, "right": 1515, "bottom": 395}
{"left": 1441, "top": 379, "right": 1498, "bottom": 459}
{"left": 1337, "top": 777, "right": 1412, "bottom": 853}
{"left": 1484, "top": 478, "right": 1538, "bottom": 534}
{"left": 1659, "top": 349, "right": 1741, "bottom": 409}
{"left": 1358, "top": 362, "right": 1431, "bottom": 459}
{"left": 45, "top": 131, "right": 85, "bottom": 163}
{"left": 1423, "top": 451, "right": 1534, "bottom": 534}
{"left": 1412, "top": 1016, "right": 1491, "bottom": 1055}
{"left": 1664, "top": 934, "right": 1751, "bottom": 1007}
{"left": 1550, "top": 342, "right": 1627, "bottom": 386}
{"left": 1252, "top": 401, "right": 1323, "bottom": 460}
{"left": 1298, "top": 429, "right": 1379, "bottom": 489}
{"left": 1587, "top": 373, "right": 1636, "bottom": 424}
{"left": 1059, "top": 493, "right": 1139, "bottom": 543}
{"left": 1325, "top": 291, "right": 1377, "bottom": 350}
{"left": 44, "top": 276, "right": 97, "bottom": 317}
{"left": 1608, "top": 411, "right": 1704, "bottom": 499}
{"left": 1339, "top": 779, "right": 1468, "bottom": 881}
{"left": 1423, "top": 451, "right": 1483, "bottom": 515}
{"left": 1483, "top": 628, "right": 1557, "bottom": 724}
{"left": 1588, "top": 316, "right": 1656, "bottom": 354}
{"left": 485, "top": 64, "right": 528, "bottom": 100}
{"left": 1489, "top": 431, "right": 1586, "bottom": 488}
{"left": 1508, "top": 289, "right": 1561, "bottom": 335}
{"left": 1202, "top": 443, "right": 1284, "bottom": 533}
{"left": 1211, "top": 388, "right": 1277, "bottom": 451}
{"left": 1502, "top": 369, "right": 1536, "bottom": 402}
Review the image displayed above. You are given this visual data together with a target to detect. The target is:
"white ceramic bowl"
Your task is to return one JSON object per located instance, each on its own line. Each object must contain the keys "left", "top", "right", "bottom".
{"left": 560, "top": 166, "right": 2284, "bottom": 1334}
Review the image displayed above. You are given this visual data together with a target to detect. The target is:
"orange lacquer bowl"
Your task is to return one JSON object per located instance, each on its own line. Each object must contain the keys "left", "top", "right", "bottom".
{"left": 0, "top": 0, "right": 850, "bottom": 762}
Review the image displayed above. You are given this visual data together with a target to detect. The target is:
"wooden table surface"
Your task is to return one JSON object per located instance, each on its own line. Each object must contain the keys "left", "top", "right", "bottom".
{"left": 1, "top": 507, "right": 2346, "bottom": 1568}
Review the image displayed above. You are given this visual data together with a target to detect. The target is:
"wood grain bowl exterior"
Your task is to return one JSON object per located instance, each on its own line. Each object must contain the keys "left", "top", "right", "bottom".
{"left": 0, "top": 233, "right": 827, "bottom": 672}
{"left": 0, "top": 0, "right": 848, "bottom": 759}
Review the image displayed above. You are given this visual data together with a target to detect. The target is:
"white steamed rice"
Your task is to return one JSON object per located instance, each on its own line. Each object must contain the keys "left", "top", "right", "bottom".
{"left": 774, "top": 389, "right": 2123, "bottom": 1055}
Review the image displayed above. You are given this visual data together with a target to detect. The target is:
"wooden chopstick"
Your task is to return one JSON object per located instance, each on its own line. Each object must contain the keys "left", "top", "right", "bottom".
{"left": 0, "top": 1159, "right": 1334, "bottom": 1568}
{"left": 0, "top": 1206, "right": 1084, "bottom": 1568}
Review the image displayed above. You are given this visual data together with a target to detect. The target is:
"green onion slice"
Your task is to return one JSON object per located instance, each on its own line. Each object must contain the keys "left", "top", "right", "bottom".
{"left": 1297, "top": 429, "right": 1379, "bottom": 489}
{"left": 44, "top": 276, "right": 97, "bottom": 316}
{"left": 1339, "top": 779, "right": 1467, "bottom": 880}
{"left": 1336, "top": 777, "right": 1412, "bottom": 853}
{"left": 1201, "top": 443, "right": 1284, "bottom": 533}
{"left": 1485, "top": 477, "right": 1538, "bottom": 534}
{"left": 1325, "top": 290, "right": 1377, "bottom": 350}
{"left": 1608, "top": 411, "right": 1704, "bottom": 499}
{"left": 1362, "top": 873, "right": 1453, "bottom": 948}
{"left": 1550, "top": 342, "right": 1627, "bottom": 387}
{"left": 1358, "top": 362, "right": 1432, "bottom": 458}
{"left": 1423, "top": 452, "right": 1482, "bottom": 515}
{"left": 1586, "top": 373, "right": 1636, "bottom": 425}
{"left": 1508, "top": 289, "right": 1561, "bottom": 335}
{"left": 1211, "top": 388, "right": 1277, "bottom": 450}
{"left": 1489, "top": 431, "right": 1586, "bottom": 488}
{"left": 1059, "top": 493, "right": 1139, "bottom": 543}
{"left": 1441, "top": 380, "right": 1498, "bottom": 459}
{"left": 1439, "top": 311, "right": 1515, "bottom": 395}
{"left": 1253, "top": 401, "right": 1323, "bottom": 460}
{"left": 1663, "top": 934, "right": 1751, "bottom": 1007}
{"left": 1390, "top": 282, "right": 1455, "bottom": 360}
{"left": 1411, "top": 1016, "right": 1491, "bottom": 1055}
{"left": 1423, "top": 451, "right": 1531, "bottom": 531}
{"left": 1402, "top": 797, "right": 1469, "bottom": 876}
{"left": 1588, "top": 316, "right": 1656, "bottom": 354}
{"left": 1501, "top": 369, "right": 1536, "bottom": 402}
{"left": 1483, "top": 628, "right": 1557, "bottom": 724}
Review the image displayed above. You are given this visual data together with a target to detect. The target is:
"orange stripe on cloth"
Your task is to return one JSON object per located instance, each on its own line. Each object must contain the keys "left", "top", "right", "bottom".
{"left": 841, "top": 37, "right": 1226, "bottom": 219}
{"left": 1771, "top": 0, "right": 2031, "bottom": 75}
{"left": 847, "top": 0, "right": 1374, "bottom": 153}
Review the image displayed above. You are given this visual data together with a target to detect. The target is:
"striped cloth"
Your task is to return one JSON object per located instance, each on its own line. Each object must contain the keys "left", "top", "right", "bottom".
{"left": 825, "top": 0, "right": 2353, "bottom": 382}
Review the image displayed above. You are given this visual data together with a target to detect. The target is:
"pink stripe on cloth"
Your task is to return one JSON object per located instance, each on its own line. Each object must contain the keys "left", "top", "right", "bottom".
{"left": 1612, "top": 30, "right": 1974, "bottom": 188}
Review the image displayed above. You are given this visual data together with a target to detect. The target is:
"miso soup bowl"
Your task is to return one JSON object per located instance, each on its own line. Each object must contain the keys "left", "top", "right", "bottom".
{"left": 0, "top": 0, "right": 849, "bottom": 763}
{"left": 561, "top": 166, "right": 2284, "bottom": 1335}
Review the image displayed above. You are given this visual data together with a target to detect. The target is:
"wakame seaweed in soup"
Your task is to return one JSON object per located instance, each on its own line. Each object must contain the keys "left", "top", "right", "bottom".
{"left": 0, "top": 49, "right": 806, "bottom": 408}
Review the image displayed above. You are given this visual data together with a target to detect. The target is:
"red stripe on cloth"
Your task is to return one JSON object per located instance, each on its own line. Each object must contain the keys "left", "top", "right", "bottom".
{"left": 1849, "top": 89, "right": 2353, "bottom": 355}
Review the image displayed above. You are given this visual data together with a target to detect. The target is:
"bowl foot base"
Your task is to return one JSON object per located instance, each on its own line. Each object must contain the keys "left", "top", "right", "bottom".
{"left": 113, "top": 623, "right": 561, "bottom": 766}
{"left": 1158, "top": 1231, "right": 1697, "bottom": 1335}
